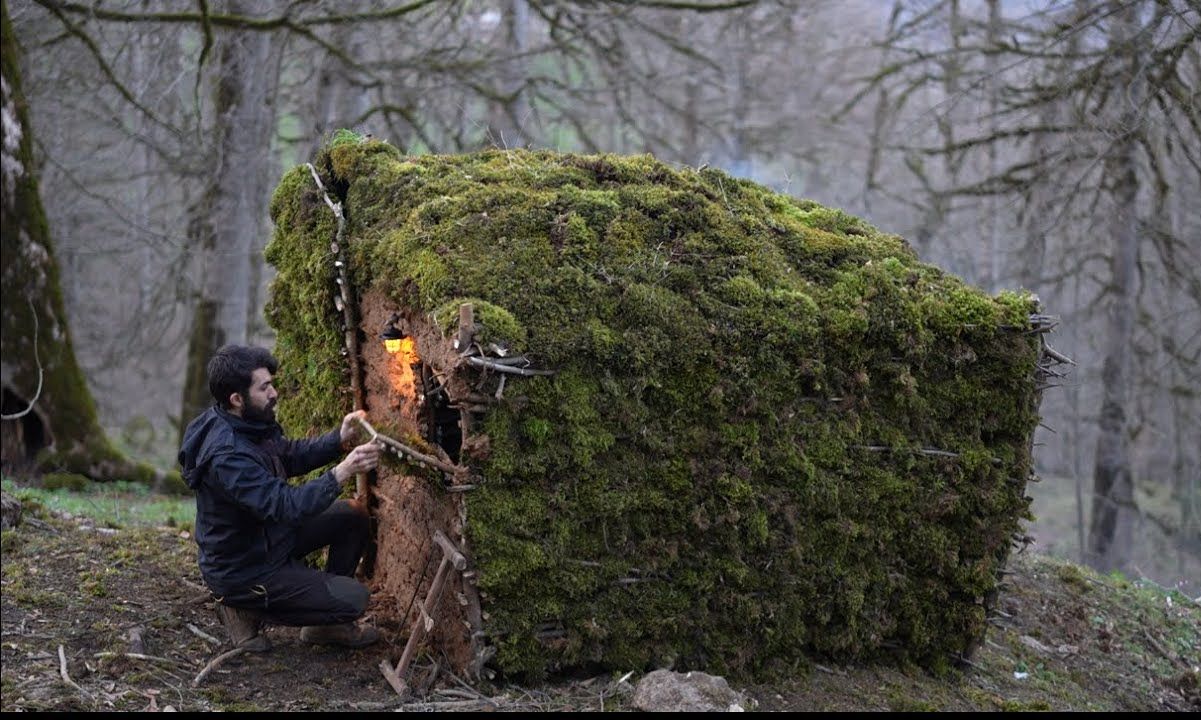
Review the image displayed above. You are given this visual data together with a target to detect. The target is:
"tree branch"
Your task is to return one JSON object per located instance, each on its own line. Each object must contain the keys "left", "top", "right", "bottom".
{"left": 36, "top": 0, "right": 179, "bottom": 138}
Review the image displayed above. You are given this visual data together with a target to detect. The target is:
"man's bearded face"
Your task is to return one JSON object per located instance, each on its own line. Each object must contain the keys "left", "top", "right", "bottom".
{"left": 241, "top": 367, "right": 278, "bottom": 423}
{"left": 242, "top": 392, "right": 276, "bottom": 424}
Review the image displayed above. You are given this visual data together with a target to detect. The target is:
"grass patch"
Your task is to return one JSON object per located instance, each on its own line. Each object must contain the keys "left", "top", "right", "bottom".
{"left": 1, "top": 475, "right": 194, "bottom": 530}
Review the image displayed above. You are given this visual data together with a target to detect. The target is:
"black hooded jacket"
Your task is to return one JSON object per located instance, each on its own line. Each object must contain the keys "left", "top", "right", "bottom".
{"left": 178, "top": 406, "right": 343, "bottom": 595}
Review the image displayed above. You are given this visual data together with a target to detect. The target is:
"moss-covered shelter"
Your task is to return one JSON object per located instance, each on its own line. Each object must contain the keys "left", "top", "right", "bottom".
{"left": 265, "top": 130, "right": 1049, "bottom": 681}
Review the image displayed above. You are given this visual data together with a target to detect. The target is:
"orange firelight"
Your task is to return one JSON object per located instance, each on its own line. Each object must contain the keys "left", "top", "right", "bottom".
{"left": 387, "top": 336, "right": 420, "bottom": 409}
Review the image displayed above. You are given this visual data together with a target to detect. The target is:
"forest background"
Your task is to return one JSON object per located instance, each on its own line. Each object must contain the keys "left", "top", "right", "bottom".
{"left": 2, "top": 0, "right": 1198, "bottom": 596}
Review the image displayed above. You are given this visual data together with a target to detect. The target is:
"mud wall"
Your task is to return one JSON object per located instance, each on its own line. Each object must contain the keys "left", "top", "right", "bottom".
{"left": 359, "top": 290, "right": 479, "bottom": 674}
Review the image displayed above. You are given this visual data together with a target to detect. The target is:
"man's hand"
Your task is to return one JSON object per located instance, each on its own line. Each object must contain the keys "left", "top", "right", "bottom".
{"left": 340, "top": 410, "right": 367, "bottom": 445}
{"left": 334, "top": 441, "right": 381, "bottom": 483}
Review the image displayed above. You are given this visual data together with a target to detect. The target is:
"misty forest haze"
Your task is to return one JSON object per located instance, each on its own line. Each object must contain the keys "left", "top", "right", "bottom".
{"left": 2, "top": 0, "right": 1198, "bottom": 594}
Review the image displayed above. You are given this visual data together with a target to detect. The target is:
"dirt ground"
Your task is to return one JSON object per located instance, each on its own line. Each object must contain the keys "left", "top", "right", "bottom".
{"left": 1, "top": 505, "right": 1197, "bottom": 712}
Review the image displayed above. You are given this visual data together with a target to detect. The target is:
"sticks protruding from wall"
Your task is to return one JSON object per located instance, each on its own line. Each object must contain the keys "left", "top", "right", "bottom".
{"left": 355, "top": 414, "right": 467, "bottom": 479}
{"left": 306, "top": 162, "right": 369, "bottom": 502}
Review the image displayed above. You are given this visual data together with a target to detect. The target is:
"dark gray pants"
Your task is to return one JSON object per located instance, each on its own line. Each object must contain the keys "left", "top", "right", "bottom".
{"left": 222, "top": 500, "right": 372, "bottom": 627}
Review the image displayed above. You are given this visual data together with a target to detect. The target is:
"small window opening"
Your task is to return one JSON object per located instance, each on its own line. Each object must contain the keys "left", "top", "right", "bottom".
{"left": 418, "top": 364, "right": 462, "bottom": 463}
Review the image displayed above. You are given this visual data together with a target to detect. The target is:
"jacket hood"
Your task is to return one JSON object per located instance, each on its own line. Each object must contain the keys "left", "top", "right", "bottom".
{"left": 178, "top": 406, "right": 280, "bottom": 488}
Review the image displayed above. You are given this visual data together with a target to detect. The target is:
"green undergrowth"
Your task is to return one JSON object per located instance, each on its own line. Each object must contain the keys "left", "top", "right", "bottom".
{"left": 1, "top": 476, "right": 194, "bottom": 531}
{"left": 264, "top": 131, "right": 1043, "bottom": 680}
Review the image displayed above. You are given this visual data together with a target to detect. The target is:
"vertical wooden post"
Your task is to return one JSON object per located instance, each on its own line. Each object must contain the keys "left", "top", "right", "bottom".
{"left": 457, "top": 303, "right": 474, "bottom": 353}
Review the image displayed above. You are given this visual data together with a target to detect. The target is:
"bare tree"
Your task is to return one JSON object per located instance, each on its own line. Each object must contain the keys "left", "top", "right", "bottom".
{"left": 1087, "top": 0, "right": 1145, "bottom": 573}
{"left": 847, "top": 0, "right": 1201, "bottom": 577}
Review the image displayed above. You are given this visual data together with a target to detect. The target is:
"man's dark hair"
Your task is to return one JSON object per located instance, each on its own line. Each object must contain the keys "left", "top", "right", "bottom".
{"left": 207, "top": 345, "right": 279, "bottom": 409}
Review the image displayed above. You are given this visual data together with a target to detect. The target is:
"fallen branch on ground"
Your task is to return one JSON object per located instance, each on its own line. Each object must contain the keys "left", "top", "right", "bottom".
{"left": 192, "top": 647, "right": 246, "bottom": 687}
{"left": 95, "top": 651, "right": 194, "bottom": 668}
{"left": 58, "top": 645, "right": 90, "bottom": 699}
{"left": 186, "top": 623, "right": 221, "bottom": 645}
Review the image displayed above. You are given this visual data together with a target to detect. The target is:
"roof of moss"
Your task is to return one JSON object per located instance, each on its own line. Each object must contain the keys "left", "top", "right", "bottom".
{"left": 265, "top": 132, "right": 1042, "bottom": 680}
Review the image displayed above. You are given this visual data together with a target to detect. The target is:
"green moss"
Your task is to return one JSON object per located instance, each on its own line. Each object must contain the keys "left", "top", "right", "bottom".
{"left": 202, "top": 687, "right": 265, "bottom": 712}
{"left": 0, "top": 529, "right": 23, "bottom": 553}
{"left": 433, "top": 298, "right": 528, "bottom": 348}
{"left": 41, "top": 472, "right": 89, "bottom": 492}
{"left": 1001, "top": 698, "right": 1053, "bottom": 711}
{"left": 888, "top": 690, "right": 942, "bottom": 712}
{"left": 155, "top": 470, "right": 189, "bottom": 495}
{"left": 79, "top": 568, "right": 110, "bottom": 597}
{"left": 1056, "top": 563, "right": 1092, "bottom": 592}
{"left": 265, "top": 136, "right": 1046, "bottom": 681}
{"left": 328, "top": 128, "right": 364, "bottom": 148}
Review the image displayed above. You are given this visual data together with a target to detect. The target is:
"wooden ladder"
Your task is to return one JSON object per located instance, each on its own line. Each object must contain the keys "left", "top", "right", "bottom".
{"left": 380, "top": 529, "right": 467, "bottom": 697}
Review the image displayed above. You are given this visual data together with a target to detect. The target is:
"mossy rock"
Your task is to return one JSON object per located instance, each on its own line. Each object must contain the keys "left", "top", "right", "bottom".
{"left": 265, "top": 131, "right": 1044, "bottom": 681}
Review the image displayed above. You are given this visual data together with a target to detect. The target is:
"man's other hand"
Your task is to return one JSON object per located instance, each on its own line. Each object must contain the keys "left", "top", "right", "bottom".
{"left": 340, "top": 410, "right": 367, "bottom": 444}
{"left": 334, "top": 441, "right": 381, "bottom": 483}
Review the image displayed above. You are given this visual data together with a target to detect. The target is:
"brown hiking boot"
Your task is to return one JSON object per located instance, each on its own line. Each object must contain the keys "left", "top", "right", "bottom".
{"left": 215, "top": 603, "right": 271, "bottom": 652}
{"left": 300, "top": 622, "right": 380, "bottom": 649}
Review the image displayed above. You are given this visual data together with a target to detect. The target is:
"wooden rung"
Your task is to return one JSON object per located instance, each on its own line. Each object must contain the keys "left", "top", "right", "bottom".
{"left": 433, "top": 530, "right": 467, "bottom": 570}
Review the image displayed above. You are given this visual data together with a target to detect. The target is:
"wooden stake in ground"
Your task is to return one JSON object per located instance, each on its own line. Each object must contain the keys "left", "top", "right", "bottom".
{"left": 457, "top": 302, "right": 474, "bottom": 354}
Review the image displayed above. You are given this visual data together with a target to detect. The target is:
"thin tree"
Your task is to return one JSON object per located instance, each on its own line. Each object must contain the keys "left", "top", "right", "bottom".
{"left": 177, "top": 0, "right": 285, "bottom": 439}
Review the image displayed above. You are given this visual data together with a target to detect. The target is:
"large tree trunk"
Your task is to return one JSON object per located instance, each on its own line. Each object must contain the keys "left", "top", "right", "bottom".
{"left": 178, "top": 0, "right": 283, "bottom": 440}
{"left": 1, "top": 0, "right": 167, "bottom": 486}
{"left": 718, "top": 17, "right": 752, "bottom": 178}
{"left": 1171, "top": 152, "right": 1201, "bottom": 579}
{"left": 1087, "top": 0, "right": 1143, "bottom": 573}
